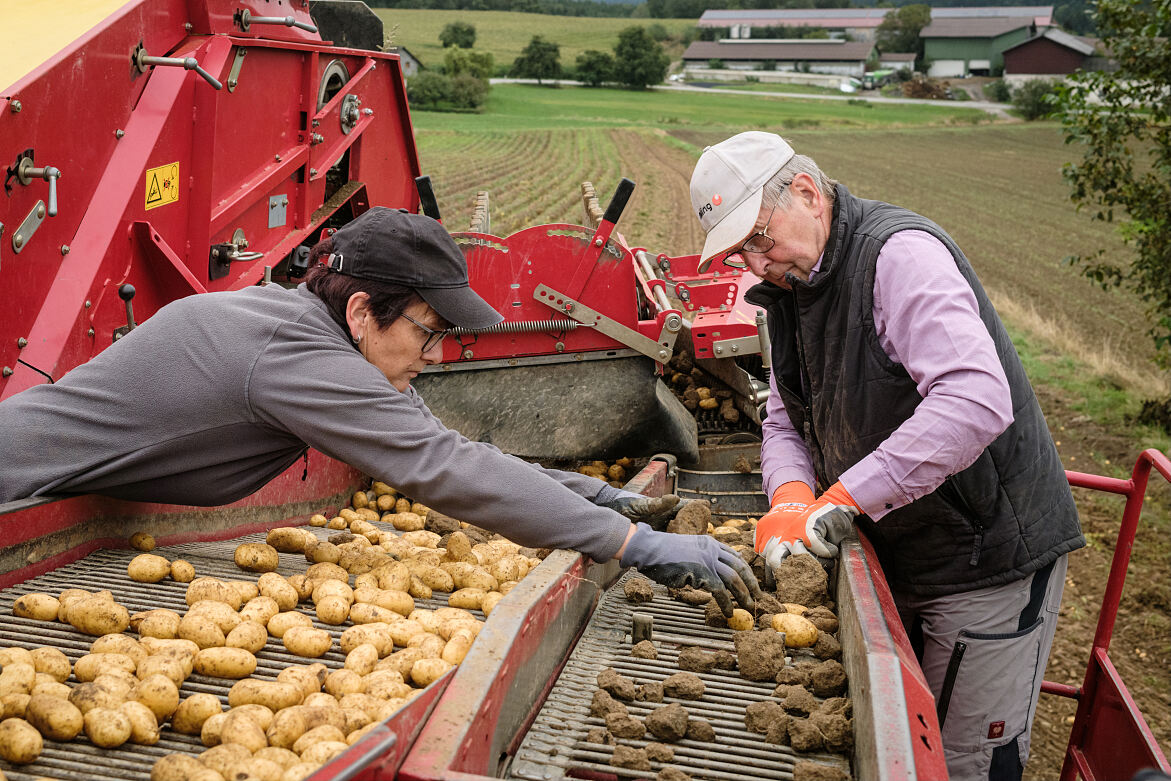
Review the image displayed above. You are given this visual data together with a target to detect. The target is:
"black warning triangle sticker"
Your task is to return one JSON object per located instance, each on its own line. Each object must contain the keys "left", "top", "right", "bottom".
{"left": 146, "top": 173, "right": 163, "bottom": 204}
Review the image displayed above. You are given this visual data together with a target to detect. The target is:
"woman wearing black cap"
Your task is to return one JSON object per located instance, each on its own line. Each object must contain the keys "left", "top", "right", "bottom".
{"left": 0, "top": 208, "right": 761, "bottom": 614}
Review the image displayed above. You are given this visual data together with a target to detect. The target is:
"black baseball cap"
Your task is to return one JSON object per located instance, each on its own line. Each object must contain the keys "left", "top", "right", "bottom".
{"left": 326, "top": 207, "right": 503, "bottom": 330}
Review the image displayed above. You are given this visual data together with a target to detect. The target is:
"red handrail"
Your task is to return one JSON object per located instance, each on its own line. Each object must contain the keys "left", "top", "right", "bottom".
{"left": 1043, "top": 449, "right": 1171, "bottom": 781}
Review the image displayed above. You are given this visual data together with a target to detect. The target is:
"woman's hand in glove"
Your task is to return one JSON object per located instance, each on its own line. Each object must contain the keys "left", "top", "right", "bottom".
{"left": 618, "top": 523, "right": 763, "bottom": 617}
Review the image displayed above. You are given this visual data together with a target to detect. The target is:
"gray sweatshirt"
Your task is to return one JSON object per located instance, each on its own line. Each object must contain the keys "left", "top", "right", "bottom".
{"left": 0, "top": 284, "right": 631, "bottom": 561}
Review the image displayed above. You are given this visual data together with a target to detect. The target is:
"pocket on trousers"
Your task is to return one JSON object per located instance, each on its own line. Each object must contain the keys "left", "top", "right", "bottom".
{"left": 936, "top": 618, "right": 1045, "bottom": 754}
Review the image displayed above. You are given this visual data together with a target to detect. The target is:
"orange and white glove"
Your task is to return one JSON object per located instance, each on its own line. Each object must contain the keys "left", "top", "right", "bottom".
{"left": 755, "top": 481, "right": 860, "bottom": 567}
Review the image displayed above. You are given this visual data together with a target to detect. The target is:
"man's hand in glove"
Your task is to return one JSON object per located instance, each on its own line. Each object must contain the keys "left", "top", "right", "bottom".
{"left": 755, "top": 481, "right": 859, "bottom": 568}
{"left": 619, "top": 522, "right": 763, "bottom": 618}
{"left": 595, "top": 486, "right": 696, "bottom": 531}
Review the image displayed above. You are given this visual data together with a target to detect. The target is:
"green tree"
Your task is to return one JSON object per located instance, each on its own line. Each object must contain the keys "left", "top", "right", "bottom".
{"left": 576, "top": 50, "right": 614, "bottom": 87}
{"left": 444, "top": 47, "right": 494, "bottom": 80}
{"left": 875, "top": 4, "right": 930, "bottom": 53}
{"left": 1011, "top": 78, "right": 1059, "bottom": 120}
{"left": 1058, "top": 0, "right": 1171, "bottom": 372}
{"left": 512, "top": 36, "right": 562, "bottom": 84}
{"left": 612, "top": 26, "right": 670, "bottom": 89}
{"left": 439, "top": 21, "right": 476, "bottom": 49}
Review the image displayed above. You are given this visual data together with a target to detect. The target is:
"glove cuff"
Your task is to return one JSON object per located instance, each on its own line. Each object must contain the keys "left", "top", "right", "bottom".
{"left": 820, "top": 481, "right": 859, "bottom": 512}
{"left": 618, "top": 522, "right": 654, "bottom": 568}
{"left": 771, "top": 481, "right": 815, "bottom": 507}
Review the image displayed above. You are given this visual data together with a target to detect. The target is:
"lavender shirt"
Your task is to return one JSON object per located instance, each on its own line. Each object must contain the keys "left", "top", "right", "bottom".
{"left": 760, "top": 230, "right": 1014, "bottom": 521}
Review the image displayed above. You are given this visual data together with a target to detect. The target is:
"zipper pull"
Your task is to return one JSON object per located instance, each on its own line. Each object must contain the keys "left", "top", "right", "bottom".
{"left": 970, "top": 530, "right": 983, "bottom": 566}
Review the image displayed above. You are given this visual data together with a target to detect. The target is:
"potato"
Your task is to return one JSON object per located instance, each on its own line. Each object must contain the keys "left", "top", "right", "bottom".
{"left": 224, "top": 620, "right": 266, "bottom": 653}
{"left": 324, "top": 669, "right": 364, "bottom": 698}
{"left": 437, "top": 619, "right": 481, "bottom": 641}
{"left": 727, "top": 608, "right": 755, "bottom": 631}
{"left": 402, "top": 530, "right": 440, "bottom": 548}
{"left": 122, "top": 699, "right": 161, "bottom": 744}
{"left": 783, "top": 602, "right": 809, "bottom": 615}
{"left": 283, "top": 626, "right": 332, "bottom": 658}
{"left": 133, "top": 674, "right": 181, "bottom": 721}
{"left": 407, "top": 633, "right": 445, "bottom": 659}
{"left": 363, "top": 670, "right": 410, "bottom": 701}
{"left": 228, "top": 679, "right": 304, "bottom": 711}
{"left": 235, "top": 542, "right": 280, "bottom": 573}
{"left": 67, "top": 595, "right": 130, "bottom": 636}
{"left": 308, "top": 513, "right": 329, "bottom": 527}
{"left": 265, "top": 613, "right": 310, "bottom": 642}
{"left": 434, "top": 607, "right": 476, "bottom": 624}
{"left": 228, "top": 580, "right": 261, "bottom": 603}
{"left": 75, "top": 652, "right": 137, "bottom": 682}
{"left": 410, "top": 658, "right": 454, "bottom": 687}
{"left": 178, "top": 614, "right": 227, "bottom": 649}
{"left": 772, "top": 613, "right": 820, "bottom": 647}
{"left": 489, "top": 556, "right": 527, "bottom": 584}
{"left": 12, "top": 593, "right": 59, "bottom": 621}
{"left": 26, "top": 693, "right": 83, "bottom": 740}
{"left": 129, "top": 531, "right": 156, "bottom": 551}
{"left": 136, "top": 655, "right": 188, "bottom": 686}
{"left": 170, "top": 559, "right": 195, "bottom": 582}
{"left": 277, "top": 665, "right": 326, "bottom": 699}
{"left": 68, "top": 681, "right": 121, "bottom": 715}
{"left": 448, "top": 563, "right": 499, "bottom": 592}
{"left": 199, "top": 743, "right": 252, "bottom": 776}
{"left": 441, "top": 630, "right": 475, "bottom": 666}
{"left": 128, "top": 553, "right": 172, "bottom": 583}
{"left": 448, "top": 588, "right": 487, "bottom": 610}
{"left": 0, "top": 663, "right": 35, "bottom": 697}
{"left": 384, "top": 620, "right": 423, "bottom": 648}
{"left": 327, "top": 517, "right": 348, "bottom": 530}
{"left": 316, "top": 595, "right": 351, "bottom": 625}
{"left": 93, "top": 672, "right": 137, "bottom": 700}
{"left": 408, "top": 564, "right": 454, "bottom": 593}
{"left": 200, "top": 711, "right": 228, "bottom": 746}
{"left": 220, "top": 712, "right": 268, "bottom": 753}
{"left": 152, "top": 753, "right": 223, "bottom": 781}
{"left": 390, "top": 512, "right": 425, "bottom": 532}
{"left": 194, "top": 647, "right": 257, "bottom": 679}
{"left": 301, "top": 740, "right": 348, "bottom": 764}
{"left": 258, "top": 572, "right": 300, "bottom": 612}
{"left": 255, "top": 746, "right": 301, "bottom": 769}
{"left": 171, "top": 692, "right": 222, "bottom": 734}
{"left": 133, "top": 609, "right": 182, "bottom": 639}
{"left": 229, "top": 757, "right": 285, "bottom": 781}
{"left": 287, "top": 574, "right": 313, "bottom": 601}
{"left": 0, "top": 647, "right": 34, "bottom": 668}
{"left": 238, "top": 596, "right": 279, "bottom": 626}
{"left": 139, "top": 636, "right": 200, "bottom": 658}
{"left": 303, "top": 692, "right": 338, "bottom": 709}
{"left": 0, "top": 692, "right": 30, "bottom": 719}
{"left": 0, "top": 717, "right": 41, "bottom": 763}
{"left": 84, "top": 706, "right": 132, "bottom": 747}
{"left": 375, "top": 648, "right": 423, "bottom": 680}
{"left": 340, "top": 623, "right": 393, "bottom": 657}
{"left": 33, "top": 680, "right": 72, "bottom": 700}
{"left": 481, "top": 591, "right": 505, "bottom": 616}
{"left": 293, "top": 724, "right": 347, "bottom": 755}
{"left": 188, "top": 600, "right": 243, "bottom": 633}
{"left": 409, "top": 609, "right": 441, "bottom": 634}
{"left": 305, "top": 539, "right": 341, "bottom": 564}
{"left": 342, "top": 644, "right": 378, "bottom": 677}
{"left": 348, "top": 602, "right": 399, "bottom": 625}
{"left": 265, "top": 705, "right": 347, "bottom": 750}
{"left": 267, "top": 527, "right": 311, "bottom": 553}
{"left": 186, "top": 578, "right": 244, "bottom": 610}
{"left": 373, "top": 562, "right": 411, "bottom": 592}
{"left": 90, "top": 632, "right": 147, "bottom": 664}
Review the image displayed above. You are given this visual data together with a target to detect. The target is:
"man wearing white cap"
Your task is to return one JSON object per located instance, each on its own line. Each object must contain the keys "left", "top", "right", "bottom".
{"left": 690, "top": 132, "right": 1084, "bottom": 780}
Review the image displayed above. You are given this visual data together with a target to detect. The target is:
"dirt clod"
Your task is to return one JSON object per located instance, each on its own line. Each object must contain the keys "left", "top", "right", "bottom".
{"left": 669, "top": 586, "right": 713, "bottom": 606}
{"left": 812, "top": 711, "right": 853, "bottom": 753}
{"left": 677, "top": 646, "right": 736, "bottom": 673}
{"left": 662, "top": 672, "right": 704, "bottom": 700}
{"left": 590, "top": 690, "right": 627, "bottom": 718}
{"left": 773, "top": 554, "right": 829, "bottom": 607}
{"left": 744, "top": 700, "right": 786, "bottom": 734}
{"left": 605, "top": 712, "right": 646, "bottom": 740}
{"left": 668, "top": 501, "right": 711, "bottom": 535}
{"left": 794, "top": 760, "right": 848, "bottom": 781}
{"left": 788, "top": 717, "right": 825, "bottom": 752}
{"left": 733, "top": 630, "right": 786, "bottom": 681}
{"left": 812, "top": 632, "right": 842, "bottom": 661}
{"left": 645, "top": 702, "right": 690, "bottom": 742}
{"left": 776, "top": 665, "right": 813, "bottom": 687}
{"left": 657, "top": 768, "right": 692, "bottom": 781}
{"left": 598, "top": 668, "right": 637, "bottom": 700}
{"left": 805, "top": 605, "right": 839, "bottom": 634}
{"left": 781, "top": 686, "right": 818, "bottom": 717}
{"left": 810, "top": 660, "right": 847, "bottom": 698}
{"left": 612, "top": 745, "right": 651, "bottom": 770}
{"left": 425, "top": 510, "right": 461, "bottom": 535}
{"left": 625, "top": 577, "right": 655, "bottom": 604}
{"left": 632, "top": 640, "right": 658, "bottom": 659}
{"left": 765, "top": 713, "right": 791, "bottom": 745}
{"left": 646, "top": 742, "right": 675, "bottom": 762}
{"left": 636, "top": 682, "right": 664, "bottom": 703}
{"left": 704, "top": 600, "right": 728, "bottom": 628}
{"left": 732, "top": 455, "right": 753, "bottom": 474}
{"left": 585, "top": 727, "right": 614, "bottom": 744}
{"left": 818, "top": 697, "right": 853, "bottom": 718}
{"left": 686, "top": 718, "right": 716, "bottom": 742}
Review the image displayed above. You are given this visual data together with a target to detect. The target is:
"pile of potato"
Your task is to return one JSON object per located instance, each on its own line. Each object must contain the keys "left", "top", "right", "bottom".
{"left": 574, "top": 458, "right": 635, "bottom": 487}
{"left": 664, "top": 352, "right": 741, "bottom": 424}
{"left": 1, "top": 481, "right": 541, "bottom": 780}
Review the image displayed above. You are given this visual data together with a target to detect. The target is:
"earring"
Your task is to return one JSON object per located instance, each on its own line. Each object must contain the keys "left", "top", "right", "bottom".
{"left": 356, "top": 334, "right": 362, "bottom": 345}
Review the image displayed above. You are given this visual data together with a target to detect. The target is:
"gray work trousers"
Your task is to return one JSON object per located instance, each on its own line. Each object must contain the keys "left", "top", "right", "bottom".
{"left": 893, "top": 555, "right": 1068, "bottom": 781}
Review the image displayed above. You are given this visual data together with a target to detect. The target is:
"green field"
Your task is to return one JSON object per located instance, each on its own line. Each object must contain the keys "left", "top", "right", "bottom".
{"left": 377, "top": 9, "right": 695, "bottom": 70}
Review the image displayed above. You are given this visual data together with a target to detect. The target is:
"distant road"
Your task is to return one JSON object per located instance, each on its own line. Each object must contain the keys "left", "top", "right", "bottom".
{"left": 490, "top": 78, "right": 1014, "bottom": 119}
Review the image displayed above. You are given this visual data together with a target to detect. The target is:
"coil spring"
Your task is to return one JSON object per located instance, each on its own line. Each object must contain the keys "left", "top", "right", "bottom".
{"left": 450, "top": 318, "right": 584, "bottom": 335}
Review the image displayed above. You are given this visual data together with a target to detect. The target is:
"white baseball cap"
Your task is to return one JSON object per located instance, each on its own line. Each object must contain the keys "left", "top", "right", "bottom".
{"left": 690, "top": 132, "right": 794, "bottom": 272}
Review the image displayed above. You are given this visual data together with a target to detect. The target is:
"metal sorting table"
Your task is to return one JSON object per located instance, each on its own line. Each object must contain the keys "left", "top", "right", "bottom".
{"left": 0, "top": 525, "right": 464, "bottom": 781}
{"left": 509, "top": 570, "right": 852, "bottom": 781}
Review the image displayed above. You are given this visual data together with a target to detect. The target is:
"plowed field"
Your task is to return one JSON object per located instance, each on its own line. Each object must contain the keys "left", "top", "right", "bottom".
{"left": 417, "top": 122, "right": 1170, "bottom": 779}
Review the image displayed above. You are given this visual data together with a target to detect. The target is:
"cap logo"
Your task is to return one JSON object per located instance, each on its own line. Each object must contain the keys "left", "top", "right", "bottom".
{"left": 712, "top": 194, "right": 723, "bottom": 206}
{"left": 697, "top": 203, "right": 712, "bottom": 220}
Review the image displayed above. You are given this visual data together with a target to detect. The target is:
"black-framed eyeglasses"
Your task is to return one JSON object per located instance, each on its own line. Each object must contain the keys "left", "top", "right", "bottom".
{"left": 720, "top": 182, "right": 790, "bottom": 270}
{"left": 400, "top": 312, "right": 450, "bottom": 352}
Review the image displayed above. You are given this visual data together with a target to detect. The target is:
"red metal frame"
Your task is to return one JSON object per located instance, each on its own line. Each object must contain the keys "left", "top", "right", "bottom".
{"left": 1041, "top": 450, "right": 1171, "bottom": 781}
{"left": 1, "top": 0, "right": 420, "bottom": 398}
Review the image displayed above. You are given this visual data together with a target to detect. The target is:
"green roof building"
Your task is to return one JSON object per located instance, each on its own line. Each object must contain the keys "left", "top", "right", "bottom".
{"left": 921, "top": 17, "right": 1038, "bottom": 77}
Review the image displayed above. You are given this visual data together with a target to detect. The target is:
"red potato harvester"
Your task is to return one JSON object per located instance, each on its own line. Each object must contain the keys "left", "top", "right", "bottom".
{"left": 1, "top": 1, "right": 1168, "bottom": 779}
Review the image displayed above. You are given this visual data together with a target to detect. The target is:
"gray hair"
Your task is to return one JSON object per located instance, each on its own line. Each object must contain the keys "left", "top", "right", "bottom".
{"left": 760, "top": 154, "right": 837, "bottom": 214}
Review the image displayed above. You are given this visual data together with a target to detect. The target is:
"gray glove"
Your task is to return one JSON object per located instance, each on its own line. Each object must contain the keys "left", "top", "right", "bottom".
{"left": 620, "top": 523, "right": 764, "bottom": 617}
{"left": 595, "top": 486, "right": 692, "bottom": 530}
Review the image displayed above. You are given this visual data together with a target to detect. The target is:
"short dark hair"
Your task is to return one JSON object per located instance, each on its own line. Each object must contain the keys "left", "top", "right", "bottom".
{"left": 304, "top": 237, "right": 422, "bottom": 332}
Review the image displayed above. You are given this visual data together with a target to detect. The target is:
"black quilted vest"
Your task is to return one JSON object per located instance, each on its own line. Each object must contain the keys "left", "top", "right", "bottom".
{"left": 746, "top": 185, "right": 1084, "bottom": 595}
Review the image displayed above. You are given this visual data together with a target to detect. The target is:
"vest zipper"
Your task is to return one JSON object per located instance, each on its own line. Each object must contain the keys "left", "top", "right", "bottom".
{"left": 790, "top": 288, "right": 823, "bottom": 473}
{"left": 946, "top": 475, "right": 984, "bottom": 566}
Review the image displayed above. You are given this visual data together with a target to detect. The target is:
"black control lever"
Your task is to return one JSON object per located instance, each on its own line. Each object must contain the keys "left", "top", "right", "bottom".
{"left": 113, "top": 284, "right": 137, "bottom": 342}
{"left": 602, "top": 177, "right": 636, "bottom": 226}
{"left": 415, "top": 176, "right": 441, "bottom": 222}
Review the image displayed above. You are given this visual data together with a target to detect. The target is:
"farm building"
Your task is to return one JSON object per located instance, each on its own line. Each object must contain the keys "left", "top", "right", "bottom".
{"left": 682, "top": 39, "right": 876, "bottom": 77}
{"left": 878, "top": 51, "right": 917, "bottom": 71}
{"left": 389, "top": 45, "right": 424, "bottom": 77}
{"left": 697, "top": 6, "right": 1053, "bottom": 42}
{"left": 920, "top": 17, "right": 1038, "bottom": 78}
{"left": 1002, "top": 28, "right": 1100, "bottom": 82}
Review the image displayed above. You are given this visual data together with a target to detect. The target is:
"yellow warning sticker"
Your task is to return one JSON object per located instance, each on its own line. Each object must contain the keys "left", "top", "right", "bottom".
{"left": 144, "top": 162, "right": 180, "bottom": 210}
